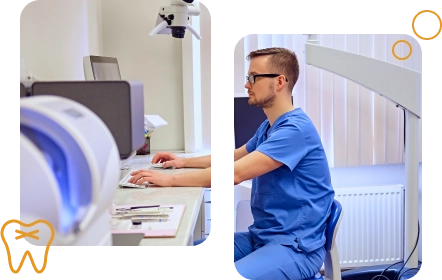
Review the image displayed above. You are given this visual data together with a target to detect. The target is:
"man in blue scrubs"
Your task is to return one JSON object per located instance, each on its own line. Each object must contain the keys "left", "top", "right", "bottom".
{"left": 128, "top": 47, "right": 334, "bottom": 278}
{"left": 234, "top": 47, "right": 335, "bottom": 280}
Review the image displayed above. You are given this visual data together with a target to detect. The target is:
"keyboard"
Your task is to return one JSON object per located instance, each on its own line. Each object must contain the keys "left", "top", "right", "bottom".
{"left": 119, "top": 168, "right": 153, "bottom": 188}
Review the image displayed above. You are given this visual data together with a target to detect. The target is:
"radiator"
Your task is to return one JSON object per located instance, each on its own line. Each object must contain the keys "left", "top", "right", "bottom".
{"left": 335, "top": 184, "right": 404, "bottom": 269}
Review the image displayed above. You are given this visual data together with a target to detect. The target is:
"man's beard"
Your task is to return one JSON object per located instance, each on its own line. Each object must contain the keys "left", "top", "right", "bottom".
{"left": 248, "top": 83, "right": 276, "bottom": 109}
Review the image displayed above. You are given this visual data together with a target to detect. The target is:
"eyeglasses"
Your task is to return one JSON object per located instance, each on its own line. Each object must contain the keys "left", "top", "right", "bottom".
{"left": 246, "top": 74, "right": 288, "bottom": 84}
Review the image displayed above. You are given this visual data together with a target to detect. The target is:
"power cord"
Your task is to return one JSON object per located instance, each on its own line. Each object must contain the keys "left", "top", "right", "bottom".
{"left": 391, "top": 220, "right": 420, "bottom": 280}
{"left": 396, "top": 267, "right": 420, "bottom": 280}
{"left": 371, "top": 220, "right": 420, "bottom": 280}
{"left": 371, "top": 261, "right": 402, "bottom": 280}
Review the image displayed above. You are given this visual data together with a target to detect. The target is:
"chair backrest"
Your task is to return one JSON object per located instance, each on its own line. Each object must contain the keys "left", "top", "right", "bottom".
{"left": 303, "top": 199, "right": 344, "bottom": 280}
{"left": 324, "top": 199, "right": 343, "bottom": 252}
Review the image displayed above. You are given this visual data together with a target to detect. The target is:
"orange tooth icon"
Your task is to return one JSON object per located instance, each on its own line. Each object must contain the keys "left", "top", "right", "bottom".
{"left": 1, "top": 219, "right": 54, "bottom": 274}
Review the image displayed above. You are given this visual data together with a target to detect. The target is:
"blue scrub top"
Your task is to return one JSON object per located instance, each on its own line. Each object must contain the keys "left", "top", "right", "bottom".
{"left": 245, "top": 108, "right": 335, "bottom": 253}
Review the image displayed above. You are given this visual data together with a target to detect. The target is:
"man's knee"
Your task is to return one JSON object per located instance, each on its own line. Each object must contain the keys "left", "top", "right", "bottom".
{"left": 235, "top": 258, "right": 289, "bottom": 280}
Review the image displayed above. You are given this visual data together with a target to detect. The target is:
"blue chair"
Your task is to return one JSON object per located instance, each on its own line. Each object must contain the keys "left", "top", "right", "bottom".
{"left": 194, "top": 237, "right": 207, "bottom": 246}
{"left": 306, "top": 199, "right": 343, "bottom": 280}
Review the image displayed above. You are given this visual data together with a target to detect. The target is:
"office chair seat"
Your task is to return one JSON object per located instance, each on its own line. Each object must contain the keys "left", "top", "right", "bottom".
{"left": 306, "top": 199, "right": 343, "bottom": 280}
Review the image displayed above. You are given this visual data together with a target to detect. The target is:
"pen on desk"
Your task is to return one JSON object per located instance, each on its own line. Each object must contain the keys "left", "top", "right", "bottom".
{"left": 122, "top": 213, "right": 169, "bottom": 218}
{"left": 116, "top": 209, "right": 173, "bottom": 215}
{"left": 131, "top": 218, "right": 169, "bottom": 223}
{"left": 130, "top": 207, "right": 173, "bottom": 212}
{"left": 115, "top": 205, "right": 159, "bottom": 211}
{"left": 115, "top": 205, "right": 173, "bottom": 211}
{"left": 113, "top": 214, "right": 169, "bottom": 219}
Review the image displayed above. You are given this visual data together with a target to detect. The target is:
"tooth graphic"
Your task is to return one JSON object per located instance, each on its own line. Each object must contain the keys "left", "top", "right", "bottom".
{"left": 1, "top": 219, "right": 54, "bottom": 274}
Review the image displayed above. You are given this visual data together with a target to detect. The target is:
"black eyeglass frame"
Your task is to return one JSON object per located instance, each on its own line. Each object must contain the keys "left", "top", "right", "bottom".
{"left": 246, "top": 74, "right": 288, "bottom": 84}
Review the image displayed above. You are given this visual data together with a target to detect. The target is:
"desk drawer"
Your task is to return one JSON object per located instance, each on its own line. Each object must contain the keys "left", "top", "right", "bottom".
{"left": 204, "top": 201, "right": 211, "bottom": 218}
{"left": 204, "top": 201, "right": 212, "bottom": 234}
{"left": 204, "top": 189, "right": 211, "bottom": 235}
{"left": 204, "top": 189, "right": 211, "bottom": 201}
{"left": 205, "top": 219, "right": 211, "bottom": 234}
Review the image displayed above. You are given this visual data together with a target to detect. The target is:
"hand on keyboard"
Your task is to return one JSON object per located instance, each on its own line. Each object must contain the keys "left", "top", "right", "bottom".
{"left": 119, "top": 168, "right": 153, "bottom": 188}
{"left": 127, "top": 169, "right": 173, "bottom": 187}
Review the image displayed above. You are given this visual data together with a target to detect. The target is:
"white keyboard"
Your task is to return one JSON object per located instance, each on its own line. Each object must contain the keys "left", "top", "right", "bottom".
{"left": 119, "top": 168, "right": 153, "bottom": 188}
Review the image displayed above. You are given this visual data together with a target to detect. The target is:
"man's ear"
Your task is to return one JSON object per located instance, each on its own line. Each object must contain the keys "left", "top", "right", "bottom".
{"left": 276, "top": 75, "right": 286, "bottom": 91}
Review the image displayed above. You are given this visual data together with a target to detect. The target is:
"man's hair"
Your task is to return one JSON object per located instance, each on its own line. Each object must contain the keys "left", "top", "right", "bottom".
{"left": 247, "top": 47, "right": 299, "bottom": 92}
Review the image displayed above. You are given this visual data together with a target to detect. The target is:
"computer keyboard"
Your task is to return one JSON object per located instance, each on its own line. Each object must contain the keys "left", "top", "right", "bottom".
{"left": 119, "top": 168, "right": 153, "bottom": 188}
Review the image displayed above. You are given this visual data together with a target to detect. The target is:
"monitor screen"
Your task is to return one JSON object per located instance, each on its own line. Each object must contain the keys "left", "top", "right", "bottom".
{"left": 234, "top": 96, "right": 293, "bottom": 149}
{"left": 84, "top": 56, "right": 121, "bottom": 81}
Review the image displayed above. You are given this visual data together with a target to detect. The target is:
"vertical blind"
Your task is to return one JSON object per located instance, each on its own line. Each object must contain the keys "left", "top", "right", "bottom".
{"left": 234, "top": 34, "right": 422, "bottom": 168}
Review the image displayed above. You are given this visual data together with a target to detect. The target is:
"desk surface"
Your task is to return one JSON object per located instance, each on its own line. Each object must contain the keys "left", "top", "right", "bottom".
{"left": 113, "top": 152, "right": 207, "bottom": 246}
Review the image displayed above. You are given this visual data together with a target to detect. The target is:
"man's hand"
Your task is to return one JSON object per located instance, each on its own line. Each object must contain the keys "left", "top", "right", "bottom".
{"left": 129, "top": 167, "right": 211, "bottom": 187}
{"left": 129, "top": 169, "right": 173, "bottom": 187}
{"left": 151, "top": 152, "right": 185, "bottom": 169}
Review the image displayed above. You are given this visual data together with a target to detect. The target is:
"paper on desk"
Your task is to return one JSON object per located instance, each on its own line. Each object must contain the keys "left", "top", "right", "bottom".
{"left": 144, "top": 115, "right": 168, "bottom": 132}
{"left": 110, "top": 204, "right": 186, "bottom": 237}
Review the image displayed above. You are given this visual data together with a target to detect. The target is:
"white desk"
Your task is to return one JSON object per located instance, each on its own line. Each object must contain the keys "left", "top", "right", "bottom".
{"left": 113, "top": 152, "right": 209, "bottom": 246}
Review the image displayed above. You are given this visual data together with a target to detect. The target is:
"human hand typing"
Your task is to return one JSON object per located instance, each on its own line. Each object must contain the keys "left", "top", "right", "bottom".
{"left": 129, "top": 169, "right": 173, "bottom": 187}
{"left": 151, "top": 152, "right": 185, "bottom": 169}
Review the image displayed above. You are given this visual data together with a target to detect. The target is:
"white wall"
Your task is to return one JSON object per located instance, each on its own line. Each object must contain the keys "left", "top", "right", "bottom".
{"left": 101, "top": 0, "right": 211, "bottom": 152}
{"left": 20, "top": 0, "right": 210, "bottom": 152}
{"left": 20, "top": 0, "right": 103, "bottom": 80}
{"left": 101, "top": 0, "right": 182, "bottom": 151}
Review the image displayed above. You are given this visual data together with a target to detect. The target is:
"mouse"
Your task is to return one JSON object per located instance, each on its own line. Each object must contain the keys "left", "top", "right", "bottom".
{"left": 151, "top": 162, "right": 164, "bottom": 168}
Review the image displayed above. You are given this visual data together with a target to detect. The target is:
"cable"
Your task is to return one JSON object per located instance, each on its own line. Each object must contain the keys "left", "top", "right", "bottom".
{"left": 371, "top": 261, "right": 403, "bottom": 280}
{"left": 391, "top": 220, "right": 420, "bottom": 280}
{"left": 371, "top": 275, "right": 390, "bottom": 280}
{"left": 403, "top": 107, "right": 406, "bottom": 149}
{"left": 396, "top": 267, "right": 420, "bottom": 280}
{"left": 371, "top": 220, "right": 420, "bottom": 280}
{"left": 396, "top": 105, "right": 406, "bottom": 149}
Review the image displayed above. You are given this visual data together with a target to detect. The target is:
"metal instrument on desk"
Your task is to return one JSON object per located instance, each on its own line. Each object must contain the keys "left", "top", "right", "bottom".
{"left": 113, "top": 213, "right": 170, "bottom": 219}
{"left": 112, "top": 205, "right": 173, "bottom": 219}
{"left": 115, "top": 205, "right": 173, "bottom": 211}
{"left": 113, "top": 211, "right": 169, "bottom": 217}
{"left": 131, "top": 218, "right": 169, "bottom": 223}
{"left": 115, "top": 209, "right": 172, "bottom": 215}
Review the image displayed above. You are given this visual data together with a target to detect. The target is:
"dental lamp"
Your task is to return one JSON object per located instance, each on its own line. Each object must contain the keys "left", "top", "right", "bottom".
{"left": 20, "top": 95, "right": 120, "bottom": 246}
{"left": 149, "top": 0, "right": 201, "bottom": 40}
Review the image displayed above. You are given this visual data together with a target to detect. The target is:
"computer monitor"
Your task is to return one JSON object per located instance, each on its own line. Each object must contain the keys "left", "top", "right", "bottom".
{"left": 234, "top": 96, "right": 293, "bottom": 149}
{"left": 83, "top": 55, "right": 122, "bottom": 81}
{"left": 31, "top": 80, "right": 145, "bottom": 159}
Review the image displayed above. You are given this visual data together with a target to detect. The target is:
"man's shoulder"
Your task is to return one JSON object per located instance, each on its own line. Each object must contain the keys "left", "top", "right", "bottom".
{"left": 256, "top": 119, "right": 270, "bottom": 132}
{"left": 282, "top": 109, "right": 315, "bottom": 127}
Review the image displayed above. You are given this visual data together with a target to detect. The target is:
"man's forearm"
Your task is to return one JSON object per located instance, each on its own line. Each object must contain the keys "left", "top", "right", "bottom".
{"left": 182, "top": 155, "right": 211, "bottom": 168}
{"left": 171, "top": 168, "right": 211, "bottom": 187}
{"left": 234, "top": 145, "right": 249, "bottom": 161}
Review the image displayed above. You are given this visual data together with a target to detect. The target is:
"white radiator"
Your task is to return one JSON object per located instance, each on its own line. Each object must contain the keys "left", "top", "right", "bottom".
{"left": 335, "top": 184, "right": 404, "bottom": 269}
